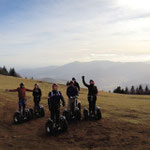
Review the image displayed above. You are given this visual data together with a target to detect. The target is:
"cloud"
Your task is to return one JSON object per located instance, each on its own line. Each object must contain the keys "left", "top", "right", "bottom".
{"left": 0, "top": 0, "right": 150, "bottom": 68}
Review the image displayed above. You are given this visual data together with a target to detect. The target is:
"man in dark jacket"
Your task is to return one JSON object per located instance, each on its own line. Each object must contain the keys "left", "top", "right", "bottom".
{"left": 67, "top": 81, "right": 78, "bottom": 98}
{"left": 82, "top": 76, "right": 98, "bottom": 116}
{"left": 33, "top": 84, "right": 42, "bottom": 112}
{"left": 72, "top": 77, "right": 80, "bottom": 91}
{"left": 48, "top": 84, "right": 65, "bottom": 126}
{"left": 67, "top": 81, "right": 78, "bottom": 112}
{"left": 6, "top": 83, "right": 33, "bottom": 115}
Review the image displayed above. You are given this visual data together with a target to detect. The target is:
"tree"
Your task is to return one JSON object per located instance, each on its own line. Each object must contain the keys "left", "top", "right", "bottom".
{"left": 125, "top": 87, "right": 129, "bottom": 94}
{"left": 138, "top": 85, "right": 143, "bottom": 95}
{"left": 145, "top": 85, "right": 149, "bottom": 95}
{"left": 0, "top": 66, "right": 9, "bottom": 75}
{"left": 130, "top": 86, "right": 135, "bottom": 94}
{"left": 136, "top": 87, "right": 140, "bottom": 95}
{"left": 113, "top": 86, "right": 122, "bottom": 94}
{"left": 9, "top": 68, "right": 17, "bottom": 77}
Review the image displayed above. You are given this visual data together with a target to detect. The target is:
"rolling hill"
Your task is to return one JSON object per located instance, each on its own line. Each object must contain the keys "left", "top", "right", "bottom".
{"left": 0, "top": 75, "right": 150, "bottom": 149}
{"left": 18, "top": 61, "right": 150, "bottom": 91}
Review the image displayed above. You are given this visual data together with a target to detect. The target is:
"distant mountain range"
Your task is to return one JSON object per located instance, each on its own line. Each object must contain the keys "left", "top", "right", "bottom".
{"left": 18, "top": 61, "right": 150, "bottom": 91}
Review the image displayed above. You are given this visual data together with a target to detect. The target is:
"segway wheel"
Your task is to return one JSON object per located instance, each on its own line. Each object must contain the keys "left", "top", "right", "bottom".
{"left": 60, "top": 116, "right": 68, "bottom": 132}
{"left": 74, "top": 108, "right": 81, "bottom": 121}
{"left": 96, "top": 106, "right": 102, "bottom": 120}
{"left": 29, "top": 108, "right": 34, "bottom": 119}
{"left": 25, "top": 109, "right": 31, "bottom": 121}
{"left": 13, "top": 112, "right": 21, "bottom": 124}
{"left": 45, "top": 119, "right": 53, "bottom": 135}
{"left": 63, "top": 109, "right": 70, "bottom": 122}
{"left": 40, "top": 106, "right": 45, "bottom": 117}
{"left": 83, "top": 107, "right": 88, "bottom": 120}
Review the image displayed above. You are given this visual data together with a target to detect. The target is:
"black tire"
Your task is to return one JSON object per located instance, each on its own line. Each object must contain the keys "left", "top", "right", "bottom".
{"left": 45, "top": 119, "right": 53, "bottom": 135}
{"left": 40, "top": 106, "right": 45, "bottom": 117}
{"left": 29, "top": 108, "right": 34, "bottom": 119}
{"left": 74, "top": 108, "right": 81, "bottom": 121}
{"left": 96, "top": 107, "right": 102, "bottom": 120}
{"left": 25, "top": 109, "right": 31, "bottom": 121}
{"left": 83, "top": 107, "right": 88, "bottom": 120}
{"left": 63, "top": 109, "right": 70, "bottom": 122}
{"left": 13, "top": 112, "right": 22, "bottom": 124}
{"left": 60, "top": 116, "right": 68, "bottom": 132}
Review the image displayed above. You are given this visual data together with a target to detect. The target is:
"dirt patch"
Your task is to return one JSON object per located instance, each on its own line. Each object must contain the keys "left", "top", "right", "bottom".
{"left": 0, "top": 96, "right": 150, "bottom": 150}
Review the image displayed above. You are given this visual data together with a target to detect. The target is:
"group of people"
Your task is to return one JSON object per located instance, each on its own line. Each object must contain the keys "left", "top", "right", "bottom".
{"left": 6, "top": 76, "right": 98, "bottom": 126}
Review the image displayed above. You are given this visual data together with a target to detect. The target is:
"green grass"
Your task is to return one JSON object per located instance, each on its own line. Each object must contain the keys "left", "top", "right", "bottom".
{"left": 0, "top": 74, "right": 150, "bottom": 125}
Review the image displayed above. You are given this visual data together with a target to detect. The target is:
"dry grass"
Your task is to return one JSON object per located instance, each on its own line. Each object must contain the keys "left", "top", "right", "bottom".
{"left": 0, "top": 75, "right": 150, "bottom": 150}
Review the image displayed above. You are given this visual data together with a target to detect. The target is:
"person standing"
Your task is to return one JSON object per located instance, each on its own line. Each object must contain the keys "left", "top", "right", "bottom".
{"left": 6, "top": 83, "right": 33, "bottom": 115}
{"left": 33, "top": 84, "right": 42, "bottom": 112}
{"left": 72, "top": 77, "right": 80, "bottom": 92}
{"left": 48, "top": 84, "right": 65, "bottom": 127}
{"left": 82, "top": 76, "right": 98, "bottom": 116}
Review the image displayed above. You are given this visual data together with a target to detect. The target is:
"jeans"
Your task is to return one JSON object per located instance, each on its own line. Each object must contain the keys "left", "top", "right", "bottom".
{"left": 18, "top": 99, "right": 26, "bottom": 115}
{"left": 34, "top": 100, "right": 40, "bottom": 112}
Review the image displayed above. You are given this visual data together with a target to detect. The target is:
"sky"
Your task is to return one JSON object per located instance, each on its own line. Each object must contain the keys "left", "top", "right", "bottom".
{"left": 0, "top": 0, "right": 150, "bottom": 69}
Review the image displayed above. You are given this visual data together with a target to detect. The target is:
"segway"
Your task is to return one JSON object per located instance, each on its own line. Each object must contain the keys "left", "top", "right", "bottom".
{"left": 63, "top": 96, "right": 81, "bottom": 122}
{"left": 29, "top": 105, "right": 45, "bottom": 119}
{"left": 83, "top": 96, "right": 102, "bottom": 121}
{"left": 45, "top": 115, "right": 68, "bottom": 136}
{"left": 13, "top": 109, "right": 32, "bottom": 124}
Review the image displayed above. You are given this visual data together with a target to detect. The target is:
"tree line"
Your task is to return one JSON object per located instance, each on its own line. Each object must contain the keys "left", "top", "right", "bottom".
{"left": 113, "top": 85, "right": 150, "bottom": 95}
{"left": 0, "top": 66, "right": 20, "bottom": 77}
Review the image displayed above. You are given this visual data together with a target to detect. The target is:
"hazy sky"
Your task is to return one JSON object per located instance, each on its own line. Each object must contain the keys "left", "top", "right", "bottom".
{"left": 0, "top": 0, "right": 150, "bottom": 68}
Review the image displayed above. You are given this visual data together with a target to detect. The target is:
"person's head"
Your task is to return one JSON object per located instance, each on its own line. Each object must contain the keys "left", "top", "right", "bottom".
{"left": 34, "top": 83, "right": 39, "bottom": 89}
{"left": 52, "top": 83, "right": 58, "bottom": 91}
{"left": 20, "top": 82, "right": 24, "bottom": 88}
{"left": 72, "top": 77, "right": 76, "bottom": 82}
{"left": 90, "top": 80, "right": 94, "bottom": 85}
{"left": 70, "top": 81, "right": 74, "bottom": 87}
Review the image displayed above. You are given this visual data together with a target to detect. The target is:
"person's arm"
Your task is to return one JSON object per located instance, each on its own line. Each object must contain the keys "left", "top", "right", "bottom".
{"left": 39, "top": 89, "right": 42, "bottom": 97}
{"left": 77, "top": 82, "right": 80, "bottom": 91}
{"left": 75, "top": 87, "right": 78, "bottom": 96}
{"left": 60, "top": 92, "right": 65, "bottom": 107}
{"left": 48, "top": 92, "right": 51, "bottom": 107}
{"left": 82, "top": 76, "right": 89, "bottom": 88}
{"left": 95, "top": 86, "right": 98, "bottom": 96}
{"left": 26, "top": 88, "right": 33, "bottom": 92}
{"left": 7, "top": 88, "right": 18, "bottom": 92}
{"left": 67, "top": 87, "right": 70, "bottom": 98}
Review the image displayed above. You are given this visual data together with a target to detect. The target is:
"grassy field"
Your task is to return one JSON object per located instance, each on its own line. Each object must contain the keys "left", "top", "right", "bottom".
{"left": 0, "top": 75, "right": 150, "bottom": 150}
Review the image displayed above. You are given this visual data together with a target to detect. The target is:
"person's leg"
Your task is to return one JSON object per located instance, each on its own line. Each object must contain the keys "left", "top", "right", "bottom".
{"left": 92, "top": 97, "right": 96, "bottom": 115}
{"left": 50, "top": 109, "right": 55, "bottom": 122}
{"left": 22, "top": 99, "right": 26, "bottom": 115}
{"left": 56, "top": 108, "right": 60, "bottom": 125}
{"left": 68, "top": 98, "right": 72, "bottom": 112}
{"left": 34, "top": 100, "right": 37, "bottom": 112}
{"left": 18, "top": 100, "right": 22, "bottom": 113}
{"left": 88, "top": 96, "right": 92, "bottom": 115}
{"left": 37, "top": 100, "right": 40, "bottom": 111}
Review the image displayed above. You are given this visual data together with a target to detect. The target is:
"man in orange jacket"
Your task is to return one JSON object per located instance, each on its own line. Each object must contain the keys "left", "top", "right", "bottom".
{"left": 6, "top": 83, "right": 33, "bottom": 115}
